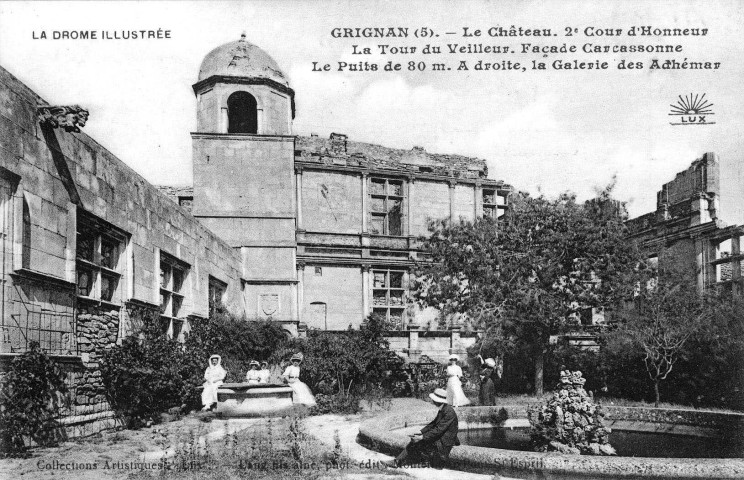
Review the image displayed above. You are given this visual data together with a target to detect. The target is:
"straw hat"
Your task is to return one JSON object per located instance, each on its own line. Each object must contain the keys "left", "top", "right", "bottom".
{"left": 448, "top": 354, "right": 459, "bottom": 361}
{"left": 290, "top": 352, "right": 303, "bottom": 363}
{"left": 429, "top": 388, "right": 448, "bottom": 404}
{"left": 484, "top": 358, "right": 496, "bottom": 368}
{"left": 249, "top": 360, "right": 259, "bottom": 367}
{"left": 260, "top": 360, "right": 268, "bottom": 367}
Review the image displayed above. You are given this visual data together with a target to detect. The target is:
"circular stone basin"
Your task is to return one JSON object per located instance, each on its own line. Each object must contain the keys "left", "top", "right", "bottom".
{"left": 459, "top": 427, "right": 744, "bottom": 458}
{"left": 359, "top": 405, "right": 744, "bottom": 479}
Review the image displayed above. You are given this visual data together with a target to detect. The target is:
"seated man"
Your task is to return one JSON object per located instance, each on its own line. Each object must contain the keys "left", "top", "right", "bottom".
{"left": 388, "top": 388, "right": 460, "bottom": 469}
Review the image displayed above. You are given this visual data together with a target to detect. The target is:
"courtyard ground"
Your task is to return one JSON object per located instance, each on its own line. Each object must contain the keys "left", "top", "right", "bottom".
{"left": 1, "top": 395, "right": 735, "bottom": 480}
{"left": 0, "top": 398, "right": 505, "bottom": 480}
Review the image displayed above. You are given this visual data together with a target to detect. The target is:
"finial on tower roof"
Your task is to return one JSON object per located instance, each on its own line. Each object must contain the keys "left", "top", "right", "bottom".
{"left": 240, "top": 32, "right": 247, "bottom": 41}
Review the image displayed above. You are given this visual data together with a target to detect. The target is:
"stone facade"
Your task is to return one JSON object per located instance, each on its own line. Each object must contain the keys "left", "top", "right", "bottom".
{"left": 627, "top": 153, "right": 743, "bottom": 296}
{"left": 0, "top": 63, "right": 244, "bottom": 437}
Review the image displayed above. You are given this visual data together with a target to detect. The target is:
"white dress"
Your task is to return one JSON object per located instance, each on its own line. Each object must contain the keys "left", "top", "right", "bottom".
{"left": 282, "top": 364, "right": 317, "bottom": 407}
{"left": 201, "top": 356, "right": 226, "bottom": 407}
{"left": 246, "top": 369, "right": 261, "bottom": 384}
{"left": 258, "top": 369, "right": 271, "bottom": 384}
{"left": 446, "top": 364, "right": 471, "bottom": 407}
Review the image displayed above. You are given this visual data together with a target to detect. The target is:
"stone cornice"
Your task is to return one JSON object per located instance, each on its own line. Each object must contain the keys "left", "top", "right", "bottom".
{"left": 190, "top": 132, "right": 295, "bottom": 141}
{"left": 294, "top": 159, "right": 509, "bottom": 188}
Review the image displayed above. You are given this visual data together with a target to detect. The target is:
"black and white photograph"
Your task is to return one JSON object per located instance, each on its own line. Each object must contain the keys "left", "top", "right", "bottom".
{"left": 0, "top": 1, "right": 742, "bottom": 479}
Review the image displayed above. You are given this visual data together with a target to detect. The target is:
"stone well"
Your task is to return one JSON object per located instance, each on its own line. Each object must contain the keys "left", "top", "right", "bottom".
{"left": 215, "top": 383, "right": 295, "bottom": 417}
{"left": 358, "top": 404, "right": 744, "bottom": 479}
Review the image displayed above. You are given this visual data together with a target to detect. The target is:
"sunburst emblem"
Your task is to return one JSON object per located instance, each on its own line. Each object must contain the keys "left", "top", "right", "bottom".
{"left": 669, "top": 93, "right": 714, "bottom": 116}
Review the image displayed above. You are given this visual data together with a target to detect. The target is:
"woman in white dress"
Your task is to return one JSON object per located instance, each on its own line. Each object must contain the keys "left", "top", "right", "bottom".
{"left": 201, "top": 354, "right": 226, "bottom": 411}
{"left": 445, "top": 354, "right": 471, "bottom": 407}
{"left": 281, "top": 353, "right": 317, "bottom": 407}
{"left": 258, "top": 361, "right": 271, "bottom": 384}
{"left": 245, "top": 360, "right": 261, "bottom": 384}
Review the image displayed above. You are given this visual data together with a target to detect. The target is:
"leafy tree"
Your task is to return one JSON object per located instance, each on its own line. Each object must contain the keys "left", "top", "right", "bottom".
{"left": 0, "top": 342, "right": 68, "bottom": 456}
{"left": 414, "top": 188, "right": 642, "bottom": 395}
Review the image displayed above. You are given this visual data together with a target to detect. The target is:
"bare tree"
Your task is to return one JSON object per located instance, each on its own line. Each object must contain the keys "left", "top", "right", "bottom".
{"left": 619, "top": 273, "right": 710, "bottom": 406}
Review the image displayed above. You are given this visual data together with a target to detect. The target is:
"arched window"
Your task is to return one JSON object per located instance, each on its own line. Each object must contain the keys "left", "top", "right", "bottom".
{"left": 227, "top": 91, "right": 258, "bottom": 134}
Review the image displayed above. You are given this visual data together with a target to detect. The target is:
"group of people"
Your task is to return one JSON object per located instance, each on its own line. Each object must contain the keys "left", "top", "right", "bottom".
{"left": 444, "top": 353, "right": 501, "bottom": 408}
{"left": 244, "top": 360, "right": 271, "bottom": 384}
{"left": 201, "top": 352, "right": 317, "bottom": 411}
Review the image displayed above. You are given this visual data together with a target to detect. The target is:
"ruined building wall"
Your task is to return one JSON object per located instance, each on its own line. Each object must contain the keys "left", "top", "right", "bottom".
{"left": 627, "top": 152, "right": 742, "bottom": 296}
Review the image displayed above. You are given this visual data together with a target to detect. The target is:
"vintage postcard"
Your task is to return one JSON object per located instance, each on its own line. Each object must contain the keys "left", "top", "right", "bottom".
{"left": 0, "top": 0, "right": 742, "bottom": 479}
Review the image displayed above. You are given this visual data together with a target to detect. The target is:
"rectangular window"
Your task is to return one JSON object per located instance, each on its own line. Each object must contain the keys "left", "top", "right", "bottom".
{"left": 371, "top": 268, "right": 406, "bottom": 328}
{"left": 483, "top": 188, "right": 508, "bottom": 220}
{"left": 75, "top": 212, "right": 126, "bottom": 305}
{"left": 369, "top": 178, "right": 404, "bottom": 236}
{"left": 716, "top": 262, "right": 733, "bottom": 283}
{"left": 160, "top": 253, "right": 189, "bottom": 339}
{"left": 711, "top": 236, "right": 742, "bottom": 287}
{"left": 208, "top": 276, "right": 227, "bottom": 317}
{"left": 716, "top": 238, "right": 732, "bottom": 260}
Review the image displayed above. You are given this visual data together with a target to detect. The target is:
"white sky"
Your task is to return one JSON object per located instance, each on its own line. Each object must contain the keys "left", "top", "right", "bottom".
{"left": 0, "top": 0, "right": 742, "bottom": 223}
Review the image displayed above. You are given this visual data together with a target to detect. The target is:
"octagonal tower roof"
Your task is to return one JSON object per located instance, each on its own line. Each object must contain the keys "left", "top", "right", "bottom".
{"left": 197, "top": 34, "right": 289, "bottom": 87}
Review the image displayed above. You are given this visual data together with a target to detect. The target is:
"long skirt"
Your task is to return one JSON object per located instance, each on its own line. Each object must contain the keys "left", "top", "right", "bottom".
{"left": 479, "top": 378, "right": 495, "bottom": 406}
{"left": 446, "top": 376, "right": 471, "bottom": 407}
{"left": 289, "top": 380, "right": 317, "bottom": 407}
{"left": 202, "top": 381, "right": 222, "bottom": 406}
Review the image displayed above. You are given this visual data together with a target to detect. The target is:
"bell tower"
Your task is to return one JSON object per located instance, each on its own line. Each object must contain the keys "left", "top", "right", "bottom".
{"left": 193, "top": 33, "right": 294, "bottom": 135}
{"left": 191, "top": 35, "right": 299, "bottom": 333}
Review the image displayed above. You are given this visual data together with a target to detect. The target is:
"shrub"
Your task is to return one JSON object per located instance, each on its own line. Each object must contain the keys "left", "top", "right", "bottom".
{"left": 269, "top": 314, "right": 408, "bottom": 413}
{"left": 101, "top": 322, "right": 188, "bottom": 428}
{"left": 0, "top": 342, "right": 68, "bottom": 456}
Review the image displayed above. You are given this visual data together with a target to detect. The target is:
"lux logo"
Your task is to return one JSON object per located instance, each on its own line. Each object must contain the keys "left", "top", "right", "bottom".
{"left": 669, "top": 94, "right": 715, "bottom": 126}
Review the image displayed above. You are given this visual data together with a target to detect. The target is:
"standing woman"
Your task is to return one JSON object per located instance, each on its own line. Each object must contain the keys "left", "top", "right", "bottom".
{"left": 281, "top": 353, "right": 317, "bottom": 407}
{"left": 245, "top": 360, "right": 261, "bottom": 384}
{"left": 202, "top": 354, "right": 226, "bottom": 411}
{"left": 258, "top": 361, "right": 271, "bottom": 384}
{"left": 445, "top": 354, "right": 471, "bottom": 407}
{"left": 478, "top": 355, "right": 497, "bottom": 406}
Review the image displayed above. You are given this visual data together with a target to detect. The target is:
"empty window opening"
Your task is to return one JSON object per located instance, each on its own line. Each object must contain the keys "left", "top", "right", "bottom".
{"left": 369, "top": 178, "right": 404, "bottom": 236}
{"left": 483, "top": 189, "right": 508, "bottom": 220}
{"left": 227, "top": 91, "right": 258, "bottom": 134}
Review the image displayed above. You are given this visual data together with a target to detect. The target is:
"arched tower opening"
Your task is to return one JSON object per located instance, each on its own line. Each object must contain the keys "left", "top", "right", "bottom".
{"left": 227, "top": 91, "right": 258, "bottom": 134}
